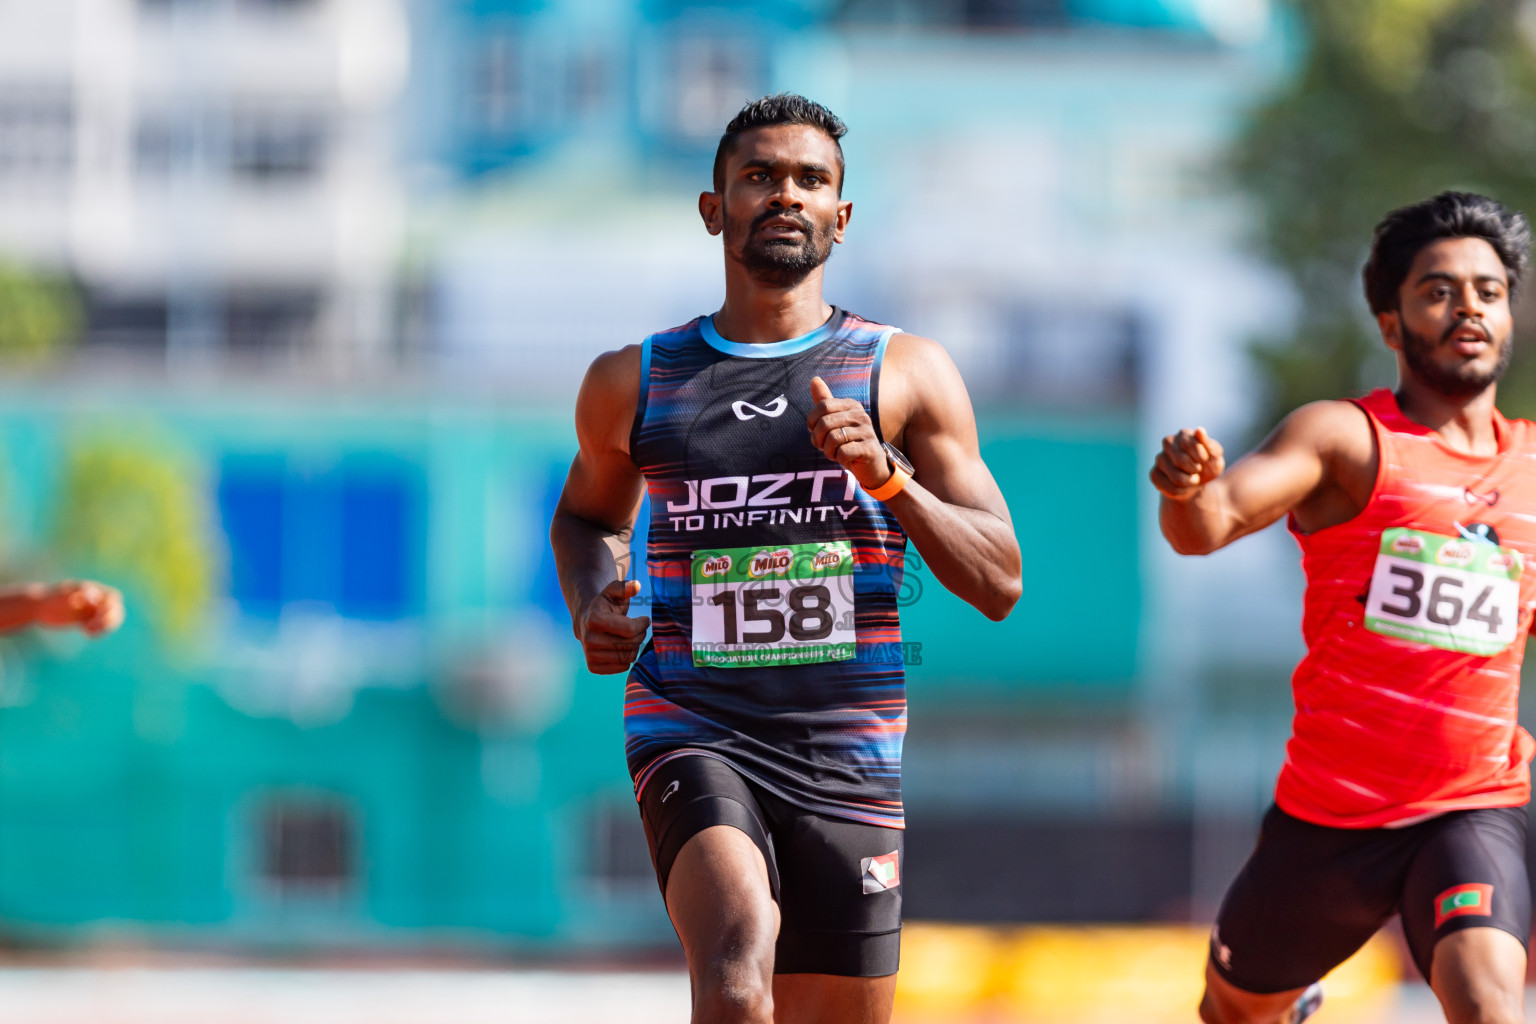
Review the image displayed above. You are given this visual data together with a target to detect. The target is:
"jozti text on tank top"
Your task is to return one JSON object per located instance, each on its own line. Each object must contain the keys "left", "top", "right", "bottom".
{"left": 1278, "top": 389, "right": 1536, "bottom": 828}
{"left": 625, "top": 308, "right": 909, "bottom": 828}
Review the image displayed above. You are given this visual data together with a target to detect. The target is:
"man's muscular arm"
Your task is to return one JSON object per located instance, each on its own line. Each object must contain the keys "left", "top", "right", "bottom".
{"left": 1151, "top": 401, "right": 1374, "bottom": 555}
{"left": 808, "top": 334, "right": 1022, "bottom": 621}
{"left": 550, "top": 346, "right": 651, "bottom": 674}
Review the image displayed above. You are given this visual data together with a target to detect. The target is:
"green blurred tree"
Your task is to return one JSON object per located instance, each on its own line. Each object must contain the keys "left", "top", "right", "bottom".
{"left": 1233, "top": 0, "right": 1536, "bottom": 434}
{"left": 0, "top": 262, "right": 81, "bottom": 363}
{"left": 52, "top": 435, "right": 217, "bottom": 644}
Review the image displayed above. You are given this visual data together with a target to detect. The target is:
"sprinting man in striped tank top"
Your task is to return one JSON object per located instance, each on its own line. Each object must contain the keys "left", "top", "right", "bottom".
{"left": 550, "top": 94, "right": 1021, "bottom": 1023}
{"left": 1152, "top": 192, "right": 1536, "bottom": 1024}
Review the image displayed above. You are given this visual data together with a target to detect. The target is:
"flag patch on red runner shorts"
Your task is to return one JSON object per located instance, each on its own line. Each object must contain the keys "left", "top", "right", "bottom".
{"left": 1434, "top": 883, "right": 1494, "bottom": 927}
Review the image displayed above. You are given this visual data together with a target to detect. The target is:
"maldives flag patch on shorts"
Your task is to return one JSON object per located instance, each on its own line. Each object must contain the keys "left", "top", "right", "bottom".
{"left": 861, "top": 852, "right": 900, "bottom": 894}
{"left": 1434, "top": 883, "right": 1494, "bottom": 928}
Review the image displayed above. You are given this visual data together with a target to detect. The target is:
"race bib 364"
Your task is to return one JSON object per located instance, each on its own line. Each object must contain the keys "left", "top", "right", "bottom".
{"left": 1364, "top": 527, "right": 1522, "bottom": 656}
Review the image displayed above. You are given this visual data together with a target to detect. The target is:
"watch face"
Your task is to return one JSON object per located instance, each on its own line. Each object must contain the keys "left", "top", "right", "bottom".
{"left": 882, "top": 443, "right": 914, "bottom": 475}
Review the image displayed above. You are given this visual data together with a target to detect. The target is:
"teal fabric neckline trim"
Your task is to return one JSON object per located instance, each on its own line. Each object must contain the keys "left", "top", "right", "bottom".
{"left": 700, "top": 308, "right": 844, "bottom": 357}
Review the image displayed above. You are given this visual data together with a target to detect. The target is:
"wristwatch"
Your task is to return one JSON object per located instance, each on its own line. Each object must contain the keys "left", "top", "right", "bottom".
{"left": 867, "top": 442, "right": 913, "bottom": 501}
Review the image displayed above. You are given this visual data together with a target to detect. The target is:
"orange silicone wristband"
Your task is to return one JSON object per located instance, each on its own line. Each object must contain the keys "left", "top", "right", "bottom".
{"left": 865, "top": 463, "right": 911, "bottom": 501}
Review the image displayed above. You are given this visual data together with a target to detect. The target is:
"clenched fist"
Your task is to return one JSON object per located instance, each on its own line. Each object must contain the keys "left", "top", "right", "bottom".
{"left": 1150, "top": 427, "right": 1225, "bottom": 500}
{"left": 28, "top": 580, "right": 125, "bottom": 636}
{"left": 577, "top": 579, "right": 651, "bottom": 674}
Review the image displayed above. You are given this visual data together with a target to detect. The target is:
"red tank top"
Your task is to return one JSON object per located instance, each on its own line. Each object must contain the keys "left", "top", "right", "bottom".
{"left": 1276, "top": 389, "right": 1536, "bottom": 828}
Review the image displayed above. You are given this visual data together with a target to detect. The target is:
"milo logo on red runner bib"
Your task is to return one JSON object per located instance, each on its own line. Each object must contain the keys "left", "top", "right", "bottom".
{"left": 1364, "top": 527, "right": 1523, "bottom": 655}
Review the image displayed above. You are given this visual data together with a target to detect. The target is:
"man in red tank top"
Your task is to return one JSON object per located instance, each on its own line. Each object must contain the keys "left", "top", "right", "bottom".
{"left": 1152, "top": 192, "right": 1536, "bottom": 1024}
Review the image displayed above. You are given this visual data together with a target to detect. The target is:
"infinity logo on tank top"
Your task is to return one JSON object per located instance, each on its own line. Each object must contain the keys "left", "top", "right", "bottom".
{"left": 731, "top": 395, "right": 788, "bottom": 420}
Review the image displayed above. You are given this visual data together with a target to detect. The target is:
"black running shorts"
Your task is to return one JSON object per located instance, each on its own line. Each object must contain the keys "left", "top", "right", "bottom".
{"left": 1210, "top": 804, "right": 1530, "bottom": 993}
{"left": 636, "top": 752, "right": 903, "bottom": 977}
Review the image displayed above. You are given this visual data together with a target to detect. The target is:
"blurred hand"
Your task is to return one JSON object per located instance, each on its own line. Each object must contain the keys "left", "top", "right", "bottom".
{"left": 33, "top": 580, "right": 125, "bottom": 637}
{"left": 1150, "top": 427, "right": 1225, "bottom": 501}
{"left": 807, "top": 376, "right": 889, "bottom": 489}
{"left": 578, "top": 579, "right": 650, "bottom": 674}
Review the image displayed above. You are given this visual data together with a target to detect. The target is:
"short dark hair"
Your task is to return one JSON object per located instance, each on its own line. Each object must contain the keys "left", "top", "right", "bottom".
{"left": 1362, "top": 191, "right": 1531, "bottom": 314}
{"left": 712, "top": 93, "right": 848, "bottom": 195}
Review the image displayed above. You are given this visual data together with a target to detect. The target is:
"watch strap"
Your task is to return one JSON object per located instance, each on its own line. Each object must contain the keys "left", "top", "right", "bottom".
{"left": 866, "top": 462, "right": 911, "bottom": 501}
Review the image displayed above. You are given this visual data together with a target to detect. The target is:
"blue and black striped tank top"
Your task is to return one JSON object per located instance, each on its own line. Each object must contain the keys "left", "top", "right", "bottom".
{"left": 626, "top": 308, "right": 910, "bottom": 828}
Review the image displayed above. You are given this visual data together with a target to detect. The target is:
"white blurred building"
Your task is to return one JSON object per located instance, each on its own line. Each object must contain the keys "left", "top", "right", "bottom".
{"left": 0, "top": 0, "right": 410, "bottom": 371}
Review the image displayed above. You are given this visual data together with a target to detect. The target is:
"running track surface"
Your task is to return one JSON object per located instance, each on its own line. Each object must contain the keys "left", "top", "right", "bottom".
{"left": 0, "top": 968, "right": 1507, "bottom": 1023}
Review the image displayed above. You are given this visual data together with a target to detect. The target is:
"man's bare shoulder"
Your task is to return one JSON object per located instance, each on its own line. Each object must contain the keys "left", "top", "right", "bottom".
{"left": 576, "top": 345, "right": 643, "bottom": 455}
{"left": 882, "top": 333, "right": 966, "bottom": 398}
{"left": 884, "top": 331, "right": 951, "bottom": 368}
{"left": 584, "top": 344, "right": 642, "bottom": 393}
{"left": 878, "top": 333, "right": 970, "bottom": 439}
{"left": 1271, "top": 399, "right": 1374, "bottom": 457}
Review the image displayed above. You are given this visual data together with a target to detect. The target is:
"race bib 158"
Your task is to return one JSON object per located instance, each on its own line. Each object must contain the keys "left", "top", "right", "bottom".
{"left": 690, "top": 541, "right": 856, "bottom": 668}
{"left": 1364, "top": 527, "right": 1523, "bottom": 656}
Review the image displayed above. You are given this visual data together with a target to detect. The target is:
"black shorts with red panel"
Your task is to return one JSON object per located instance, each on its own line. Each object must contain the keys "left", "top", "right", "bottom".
{"left": 1210, "top": 803, "right": 1530, "bottom": 993}
{"left": 635, "top": 750, "right": 904, "bottom": 978}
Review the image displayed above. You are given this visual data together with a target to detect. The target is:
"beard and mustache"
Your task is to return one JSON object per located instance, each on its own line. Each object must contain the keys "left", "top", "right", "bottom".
{"left": 1400, "top": 317, "right": 1513, "bottom": 399}
{"left": 725, "top": 205, "right": 836, "bottom": 288}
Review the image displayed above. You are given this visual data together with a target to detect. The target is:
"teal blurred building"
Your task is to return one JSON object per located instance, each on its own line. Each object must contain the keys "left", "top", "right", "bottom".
{"left": 0, "top": 387, "right": 1139, "bottom": 947}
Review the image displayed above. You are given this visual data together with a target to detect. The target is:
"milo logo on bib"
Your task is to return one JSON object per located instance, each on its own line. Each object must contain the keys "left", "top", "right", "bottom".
{"left": 1365, "top": 527, "right": 1523, "bottom": 655}
{"left": 748, "top": 549, "right": 793, "bottom": 577}
{"left": 690, "top": 541, "right": 857, "bottom": 668}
